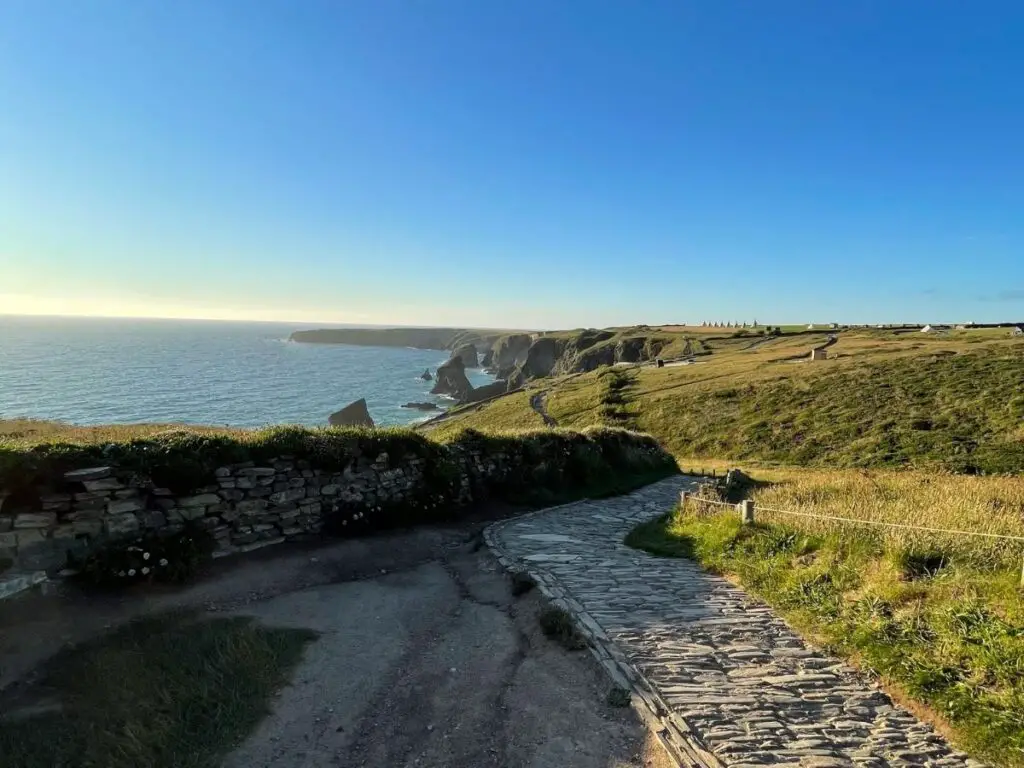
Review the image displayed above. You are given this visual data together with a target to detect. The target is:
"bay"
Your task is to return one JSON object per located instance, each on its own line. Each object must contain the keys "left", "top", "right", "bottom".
{"left": 0, "top": 316, "right": 494, "bottom": 428}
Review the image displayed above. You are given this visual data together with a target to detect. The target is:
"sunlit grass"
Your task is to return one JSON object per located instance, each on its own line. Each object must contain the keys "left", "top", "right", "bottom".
{"left": 443, "top": 329, "right": 1024, "bottom": 474}
{"left": 627, "top": 499, "right": 1024, "bottom": 767}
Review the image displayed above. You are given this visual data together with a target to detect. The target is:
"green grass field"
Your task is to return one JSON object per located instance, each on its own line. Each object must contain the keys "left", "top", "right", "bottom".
{"left": 430, "top": 326, "right": 1024, "bottom": 474}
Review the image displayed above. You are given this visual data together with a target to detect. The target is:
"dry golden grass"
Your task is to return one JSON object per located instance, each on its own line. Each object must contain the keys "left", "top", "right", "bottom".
{"left": 0, "top": 419, "right": 245, "bottom": 447}
{"left": 719, "top": 466, "right": 1024, "bottom": 569}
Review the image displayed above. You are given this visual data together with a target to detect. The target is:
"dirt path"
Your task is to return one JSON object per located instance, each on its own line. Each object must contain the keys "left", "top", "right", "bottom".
{"left": 1, "top": 515, "right": 671, "bottom": 768}
{"left": 529, "top": 391, "right": 558, "bottom": 427}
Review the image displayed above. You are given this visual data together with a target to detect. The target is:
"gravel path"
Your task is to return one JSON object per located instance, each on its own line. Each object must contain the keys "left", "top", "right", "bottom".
{"left": 485, "top": 476, "right": 981, "bottom": 768}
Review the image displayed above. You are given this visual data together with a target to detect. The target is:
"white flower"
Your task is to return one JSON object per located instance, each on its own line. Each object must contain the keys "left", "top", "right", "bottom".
{"left": 159, "top": 558, "right": 169, "bottom": 566}
{"left": 128, "top": 569, "right": 136, "bottom": 576}
{"left": 143, "top": 552, "right": 150, "bottom": 560}
{"left": 119, "top": 571, "right": 126, "bottom": 577}
{"left": 342, "top": 520, "right": 348, "bottom": 526}
{"left": 142, "top": 567, "right": 150, "bottom": 575}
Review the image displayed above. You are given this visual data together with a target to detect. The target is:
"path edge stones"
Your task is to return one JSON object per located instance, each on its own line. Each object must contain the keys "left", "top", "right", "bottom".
{"left": 485, "top": 506, "right": 721, "bottom": 768}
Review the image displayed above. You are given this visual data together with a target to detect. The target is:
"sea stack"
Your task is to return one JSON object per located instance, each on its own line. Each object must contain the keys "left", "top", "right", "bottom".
{"left": 452, "top": 343, "right": 479, "bottom": 368}
{"left": 431, "top": 356, "right": 473, "bottom": 401}
{"left": 420, "top": 369, "right": 432, "bottom": 381}
{"left": 328, "top": 398, "right": 375, "bottom": 427}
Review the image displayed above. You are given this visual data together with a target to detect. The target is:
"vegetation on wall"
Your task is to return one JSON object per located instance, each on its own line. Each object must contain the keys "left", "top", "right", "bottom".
{"left": 0, "top": 423, "right": 674, "bottom": 499}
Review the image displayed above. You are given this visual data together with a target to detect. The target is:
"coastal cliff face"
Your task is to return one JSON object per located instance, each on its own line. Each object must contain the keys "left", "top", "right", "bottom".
{"left": 504, "top": 329, "right": 670, "bottom": 386}
{"left": 291, "top": 325, "right": 675, "bottom": 392}
{"left": 431, "top": 356, "right": 474, "bottom": 400}
{"left": 489, "top": 333, "right": 533, "bottom": 378}
{"left": 452, "top": 343, "right": 479, "bottom": 368}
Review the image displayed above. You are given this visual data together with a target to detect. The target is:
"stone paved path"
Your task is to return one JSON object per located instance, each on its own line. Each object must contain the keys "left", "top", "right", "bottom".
{"left": 485, "top": 476, "right": 982, "bottom": 768}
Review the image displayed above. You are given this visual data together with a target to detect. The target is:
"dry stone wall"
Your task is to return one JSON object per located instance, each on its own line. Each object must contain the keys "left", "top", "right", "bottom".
{"left": 0, "top": 447, "right": 508, "bottom": 573}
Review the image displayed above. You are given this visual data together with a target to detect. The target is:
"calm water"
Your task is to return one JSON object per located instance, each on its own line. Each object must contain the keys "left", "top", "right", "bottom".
{"left": 0, "top": 316, "right": 495, "bottom": 428}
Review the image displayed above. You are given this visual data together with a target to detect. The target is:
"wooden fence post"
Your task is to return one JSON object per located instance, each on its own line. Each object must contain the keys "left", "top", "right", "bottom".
{"left": 680, "top": 491, "right": 689, "bottom": 511}
{"left": 739, "top": 499, "right": 755, "bottom": 525}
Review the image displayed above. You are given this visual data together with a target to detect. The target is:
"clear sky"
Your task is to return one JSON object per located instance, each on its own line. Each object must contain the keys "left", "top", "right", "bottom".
{"left": 2, "top": 1, "right": 1022, "bottom": 328}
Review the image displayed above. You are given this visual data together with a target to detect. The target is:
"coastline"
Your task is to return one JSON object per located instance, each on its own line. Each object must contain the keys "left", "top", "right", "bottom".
{"left": 0, "top": 318, "right": 497, "bottom": 430}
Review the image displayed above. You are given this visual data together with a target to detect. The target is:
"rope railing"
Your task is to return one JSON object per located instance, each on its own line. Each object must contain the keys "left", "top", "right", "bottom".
{"left": 678, "top": 490, "right": 1024, "bottom": 585}
{"left": 756, "top": 504, "right": 1024, "bottom": 543}
{"left": 683, "top": 496, "right": 736, "bottom": 508}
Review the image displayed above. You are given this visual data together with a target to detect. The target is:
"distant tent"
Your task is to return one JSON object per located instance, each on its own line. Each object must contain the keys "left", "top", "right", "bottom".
{"left": 807, "top": 324, "right": 815, "bottom": 330}
{"left": 1012, "top": 325, "right": 1024, "bottom": 337}
{"left": 921, "top": 325, "right": 934, "bottom": 333}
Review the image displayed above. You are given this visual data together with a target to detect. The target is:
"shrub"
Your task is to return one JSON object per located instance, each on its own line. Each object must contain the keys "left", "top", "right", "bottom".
{"left": 539, "top": 605, "right": 587, "bottom": 650}
{"left": 72, "top": 525, "right": 216, "bottom": 588}
{"left": 606, "top": 686, "right": 632, "bottom": 708}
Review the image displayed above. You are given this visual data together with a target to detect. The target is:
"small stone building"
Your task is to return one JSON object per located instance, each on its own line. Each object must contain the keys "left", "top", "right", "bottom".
{"left": 809, "top": 347, "right": 827, "bottom": 361}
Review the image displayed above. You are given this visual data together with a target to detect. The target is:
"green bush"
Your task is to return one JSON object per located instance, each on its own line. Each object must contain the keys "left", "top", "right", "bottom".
{"left": 0, "top": 425, "right": 674, "bottom": 500}
{"left": 539, "top": 605, "right": 587, "bottom": 650}
{"left": 72, "top": 525, "right": 216, "bottom": 588}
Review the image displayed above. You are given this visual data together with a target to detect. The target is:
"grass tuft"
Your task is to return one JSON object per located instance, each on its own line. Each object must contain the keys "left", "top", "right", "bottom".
{"left": 0, "top": 613, "right": 317, "bottom": 768}
{"left": 510, "top": 570, "right": 536, "bottom": 596}
{"left": 538, "top": 605, "right": 588, "bottom": 651}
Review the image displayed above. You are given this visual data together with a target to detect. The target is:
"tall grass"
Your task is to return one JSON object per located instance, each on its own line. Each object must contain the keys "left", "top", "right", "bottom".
{"left": 749, "top": 469, "right": 1024, "bottom": 570}
{"left": 627, "top": 468, "right": 1024, "bottom": 766}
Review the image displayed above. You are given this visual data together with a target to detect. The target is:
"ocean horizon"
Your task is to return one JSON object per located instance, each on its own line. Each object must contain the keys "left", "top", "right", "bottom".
{"left": 0, "top": 315, "right": 495, "bottom": 428}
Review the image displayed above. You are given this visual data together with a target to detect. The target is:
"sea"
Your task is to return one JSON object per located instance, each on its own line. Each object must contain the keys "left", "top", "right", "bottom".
{"left": 0, "top": 316, "right": 496, "bottom": 428}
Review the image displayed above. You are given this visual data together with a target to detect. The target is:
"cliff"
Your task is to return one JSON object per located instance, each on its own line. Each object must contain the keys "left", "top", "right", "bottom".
{"left": 506, "top": 329, "right": 671, "bottom": 386}
{"left": 293, "top": 325, "right": 678, "bottom": 389}
{"left": 431, "top": 356, "right": 474, "bottom": 400}
{"left": 452, "top": 342, "right": 479, "bottom": 368}
{"left": 489, "top": 333, "right": 534, "bottom": 378}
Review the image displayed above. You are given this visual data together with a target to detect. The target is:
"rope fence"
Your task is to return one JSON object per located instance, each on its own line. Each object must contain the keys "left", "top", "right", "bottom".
{"left": 678, "top": 490, "right": 1024, "bottom": 585}
{"left": 755, "top": 504, "right": 1024, "bottom": 543}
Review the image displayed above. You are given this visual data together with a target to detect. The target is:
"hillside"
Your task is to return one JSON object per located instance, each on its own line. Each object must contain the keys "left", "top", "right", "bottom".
{"left": 427, "top": 326, "right": 1024, "bottom": 473}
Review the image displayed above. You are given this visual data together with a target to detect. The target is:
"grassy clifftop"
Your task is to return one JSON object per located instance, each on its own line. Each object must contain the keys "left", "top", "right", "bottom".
{"left": 433, "top": 327, "right": 1024, "bottom": 474}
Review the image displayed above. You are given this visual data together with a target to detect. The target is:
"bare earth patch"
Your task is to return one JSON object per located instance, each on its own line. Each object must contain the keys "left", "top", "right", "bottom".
{"left": 1, "top": 520, "right": 671, "bottom": 768}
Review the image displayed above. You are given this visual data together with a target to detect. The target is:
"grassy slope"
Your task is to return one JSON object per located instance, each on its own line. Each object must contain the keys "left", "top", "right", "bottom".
{"left": 0, "top": 614, "right": 316, "bottom": 768}
{"left": 435, "top": 328, "right": 1024, "bottom": 474}
{"left": 627, "top": 502, "right": 1024, "bottom": 766}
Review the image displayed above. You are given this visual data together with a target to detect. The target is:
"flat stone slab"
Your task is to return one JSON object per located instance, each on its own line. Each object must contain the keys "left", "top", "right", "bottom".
{"left": 516, "top": 533, "right": 582, "bottom": 544}
{"left": 485, "top": 477, "right": 981, "bottom": 768}
{"left": 521, "top": 553, "right": 581, "bottom": 563}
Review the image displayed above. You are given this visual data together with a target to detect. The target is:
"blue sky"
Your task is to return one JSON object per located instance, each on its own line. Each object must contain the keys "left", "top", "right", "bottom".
{"left": 2, "top": 1, "right": 1022, "bottom": 328}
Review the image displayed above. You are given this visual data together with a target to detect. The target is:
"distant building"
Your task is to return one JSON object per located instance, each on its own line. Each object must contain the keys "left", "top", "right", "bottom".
{"left": 809, "top": 347, "right": 828, "bottom": 361}
{"left": 807, "top": 323, "right": 815, "bottom": 330}
{"left": 1012, "top": 325, "right": 1024, "bottom": 337}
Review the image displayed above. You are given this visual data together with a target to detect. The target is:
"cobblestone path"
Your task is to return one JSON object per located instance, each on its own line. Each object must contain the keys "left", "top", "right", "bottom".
{"left": 484, "top": 476, "right": 981, "bottom": 768}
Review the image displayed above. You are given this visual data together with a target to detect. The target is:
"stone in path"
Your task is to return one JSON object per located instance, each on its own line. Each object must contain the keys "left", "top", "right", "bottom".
{"left": 485, "top": 476, "right": 982, "bottom": 768}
